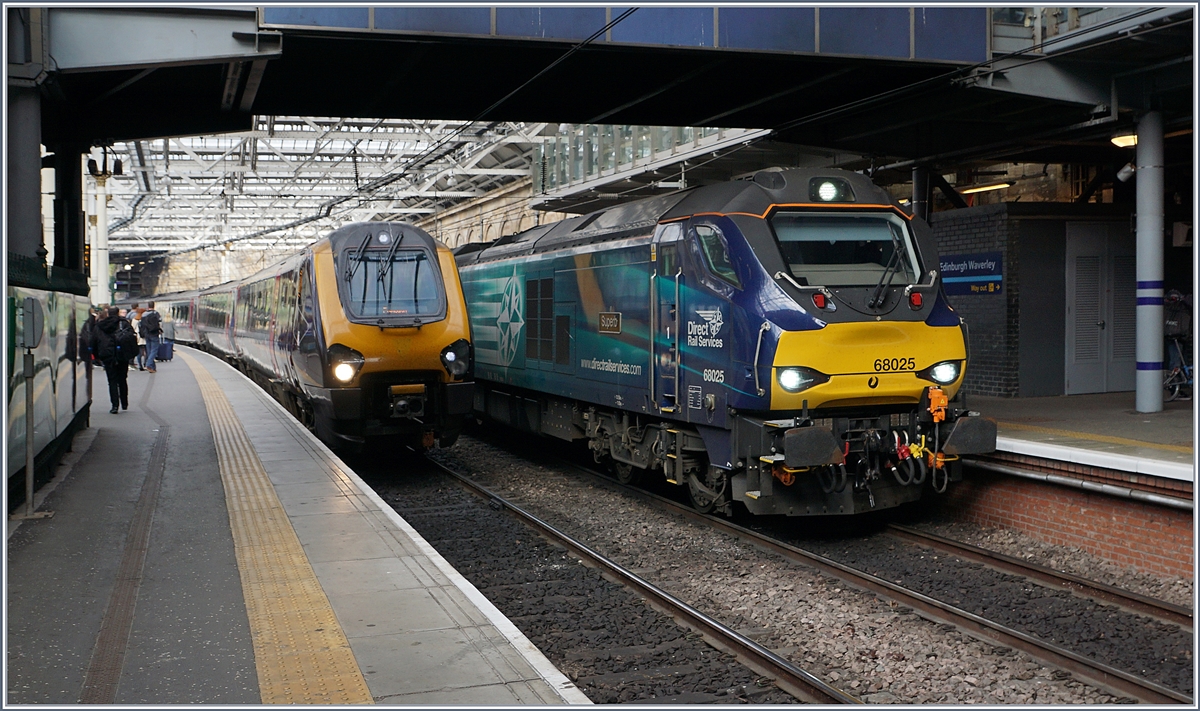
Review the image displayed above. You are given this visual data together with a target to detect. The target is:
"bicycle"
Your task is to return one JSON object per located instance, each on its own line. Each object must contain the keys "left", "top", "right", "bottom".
{"left": 1162, "top": 337, "right": 1192, "bottom": 401}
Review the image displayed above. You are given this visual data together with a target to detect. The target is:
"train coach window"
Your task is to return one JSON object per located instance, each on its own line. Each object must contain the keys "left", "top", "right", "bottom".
{"left": 769, "top": 211, "right": 920, "bottom": 288}
{"left": 693, "top": 225, "right": 742, "bottom": 288}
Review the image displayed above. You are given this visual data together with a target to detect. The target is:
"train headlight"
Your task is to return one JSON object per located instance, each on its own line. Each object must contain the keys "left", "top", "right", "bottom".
{"left": 328, "top": 343, "right": 365, "bottom": 384}
{"left": 777, "top": 366, "right": 829, "bottom": 393}
{"left": 808, "top": 177, "right": 856, "bottom": 203}
{"left": 440, "top": 339, "right": 471, "bottom": 379}
{"left": 919, "top": 360, "right": 962, "bottom": 385}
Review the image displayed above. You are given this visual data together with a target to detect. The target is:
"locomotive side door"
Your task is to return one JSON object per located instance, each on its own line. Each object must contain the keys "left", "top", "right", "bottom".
{"left": 651, "top": 223, "right": 684, "bottom": 413}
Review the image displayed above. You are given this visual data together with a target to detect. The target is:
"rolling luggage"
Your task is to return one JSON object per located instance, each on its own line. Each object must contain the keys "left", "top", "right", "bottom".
{"left": 156, "top": 339, "right": 174, "bottom": 361}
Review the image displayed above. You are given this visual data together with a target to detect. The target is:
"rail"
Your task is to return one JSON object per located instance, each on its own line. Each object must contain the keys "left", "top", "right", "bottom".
{"left": 551, "top": 457, "right": 1194, "bottom": 705}
{"left": 886, "top": 524, "right": 1193, "bottom": 629}
{"left": 428, "top": 457, "right": 858, "bottom": 705}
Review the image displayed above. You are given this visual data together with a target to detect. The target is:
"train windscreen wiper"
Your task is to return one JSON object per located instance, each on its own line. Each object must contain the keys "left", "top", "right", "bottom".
{"left": 377, "top": 231, "right": 405, "bottom": 284}
{"left": 345, "top": 232, "right": 372, "bottom": 282}
{"left": 869, "top": 228, "right": 905, "bottom": 308}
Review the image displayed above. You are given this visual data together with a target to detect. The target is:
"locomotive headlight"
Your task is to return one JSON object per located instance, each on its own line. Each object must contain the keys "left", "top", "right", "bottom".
{"left": 328, "top": 343, "right": 365, "bottom": 384}
{"left": 921, "top": 360, "right": 962, "bottom": 385}
{"left": 777, "top": 366, "right": 829, "bottom": 393}
{"left": 440, "top": 339, "right": 471, "bottom": 379}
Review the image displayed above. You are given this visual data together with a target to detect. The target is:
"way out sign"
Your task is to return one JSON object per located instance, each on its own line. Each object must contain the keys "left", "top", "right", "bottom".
{"left": 940, "top": 252, "right": 1003, "bottom": 295}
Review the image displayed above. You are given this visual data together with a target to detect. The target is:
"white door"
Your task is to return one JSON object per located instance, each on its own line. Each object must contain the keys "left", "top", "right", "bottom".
{"left": 1065, "top": 222, "right": 1136, "bottom": 394}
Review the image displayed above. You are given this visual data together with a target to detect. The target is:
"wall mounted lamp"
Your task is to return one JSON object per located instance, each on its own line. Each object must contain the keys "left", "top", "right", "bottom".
{"left": 1110, "top": 133, "right": 1138, "bottom": 148}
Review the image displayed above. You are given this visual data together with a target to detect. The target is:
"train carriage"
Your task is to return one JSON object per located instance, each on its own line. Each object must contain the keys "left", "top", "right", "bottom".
{"left": 156, "top": 222, "right": 474, "bottom": 451}
{"left": 457, "top": 168, "right": 996, "bottom": 517}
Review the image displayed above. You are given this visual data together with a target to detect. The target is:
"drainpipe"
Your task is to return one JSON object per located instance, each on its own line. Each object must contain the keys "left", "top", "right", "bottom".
{"left": 1135, "top": 111, "right": 1164, "bottom": 413}
{"left": 911, "top": 167, "right": 929, "bottom": 222}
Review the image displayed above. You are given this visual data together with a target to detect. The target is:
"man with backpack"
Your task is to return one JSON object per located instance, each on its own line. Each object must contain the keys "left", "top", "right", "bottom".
{"left": 93, "top": 306, "right": 139, "bottom": 413}
{"left": 140, "top": 301, "right": 162, "bottom": 373}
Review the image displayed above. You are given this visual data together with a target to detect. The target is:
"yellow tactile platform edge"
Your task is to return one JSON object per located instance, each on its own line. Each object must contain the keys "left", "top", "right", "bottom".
{"left": 180, "top": 351, "right": 373, "bottom": 704}
{"left": 999, "top": 420, "right": 1194, "bottom": 454}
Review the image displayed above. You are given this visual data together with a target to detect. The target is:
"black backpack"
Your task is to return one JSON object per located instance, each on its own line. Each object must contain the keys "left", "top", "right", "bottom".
{"left": 115, "top": 320, "right": 139, "bottom": 363}
{"left": 140, "top": 309, "right": 162, "bottom": 337}
{"left": 1165, "top": 300, "right": 1191, "bottom": 338}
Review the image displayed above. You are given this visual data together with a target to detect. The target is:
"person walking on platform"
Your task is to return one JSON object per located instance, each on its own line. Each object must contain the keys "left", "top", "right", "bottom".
{"left": 140, "top": 301, "right": 163, "bottom": 373}
{"left": 94, "top": 306, "right": 137, "bottom": 413}
{"left": 129, "top": 308, "right": 147, "bottom": 371}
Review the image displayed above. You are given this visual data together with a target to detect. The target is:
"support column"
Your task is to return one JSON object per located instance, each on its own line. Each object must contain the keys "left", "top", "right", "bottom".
{"left": 912, "top": 166, "right": 930, "bottom": 222}
{"left": 53, "top": 146, "right": 85, "bottom": 272}
{"left": 1135, "top": 111, "right": 1164, "bottom": 413}
{"left": 6, "top": 86, "right": 43, "bottom": 261}
{"left": 95, "top": 175, "right": 110, "bottom": 305}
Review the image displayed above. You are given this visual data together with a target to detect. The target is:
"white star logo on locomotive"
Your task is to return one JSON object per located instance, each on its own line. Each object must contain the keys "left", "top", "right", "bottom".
{"left": 496, "top": 269, "right": 525, "bottom": 366}
{"left": 695, "top": 309, "right": 724, "bottom": 336}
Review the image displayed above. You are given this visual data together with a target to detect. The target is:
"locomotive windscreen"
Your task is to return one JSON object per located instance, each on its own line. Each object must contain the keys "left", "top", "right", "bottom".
{"left": 342, "top": 250, "right": 443, "bottom": 318}
{"left": 768, "top": 211, "right": 920, "bottom": 287}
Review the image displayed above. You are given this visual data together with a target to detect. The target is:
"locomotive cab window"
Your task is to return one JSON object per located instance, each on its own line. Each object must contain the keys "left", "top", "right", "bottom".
{"left": 693, "top": 224, "right": 741, "bottom": 288}
{"left": 768, "top": 211, "right": 920, "bottom": 287}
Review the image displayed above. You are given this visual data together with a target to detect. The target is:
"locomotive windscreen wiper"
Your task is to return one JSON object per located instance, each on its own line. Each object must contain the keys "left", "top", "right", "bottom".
{"left": 869, "top": 226, "right": 905, "bottom": 308}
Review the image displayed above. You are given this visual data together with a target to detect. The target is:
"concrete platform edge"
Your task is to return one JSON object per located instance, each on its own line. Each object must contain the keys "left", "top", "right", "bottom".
{"left": 198, "top": 352, "right": 592, "bottom": 705}
{"left": 996, "top": 435, "right": 1194, "bottom": 482}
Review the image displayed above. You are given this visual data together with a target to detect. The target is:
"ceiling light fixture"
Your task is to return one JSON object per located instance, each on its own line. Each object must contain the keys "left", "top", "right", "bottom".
{"left": 960, "top": 181, "right": 1014, "bottom": 195}
{"left": 1110, "top": 133, "right": 1138, "bottom": 148}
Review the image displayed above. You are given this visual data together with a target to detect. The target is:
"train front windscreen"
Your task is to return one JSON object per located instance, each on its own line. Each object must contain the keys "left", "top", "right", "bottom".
{"left": 768, "top": 211, "right": 921, "bottom": 288}
{"left": 340, "top": 244, "right": 446, "bottom": 325}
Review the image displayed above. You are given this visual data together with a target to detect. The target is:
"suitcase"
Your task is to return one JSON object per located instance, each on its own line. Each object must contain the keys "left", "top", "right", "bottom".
{"left": 156, "top": 340, "right": 174, "bottom": 361}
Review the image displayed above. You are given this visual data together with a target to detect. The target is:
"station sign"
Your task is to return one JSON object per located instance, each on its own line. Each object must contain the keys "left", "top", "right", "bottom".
{"left": 940, "top": 252, "right": 1002, "bottom": 295}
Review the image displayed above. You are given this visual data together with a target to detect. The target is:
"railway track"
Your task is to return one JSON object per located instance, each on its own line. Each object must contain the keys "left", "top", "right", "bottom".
{"left": 511, "top": 451, "right": 1193, "bottom": 705}
{"left": 424, "top": 457, "right": 857, "bottom": 705}
{"left": 883, "top": 524, "right": 1193, "bottom": 629}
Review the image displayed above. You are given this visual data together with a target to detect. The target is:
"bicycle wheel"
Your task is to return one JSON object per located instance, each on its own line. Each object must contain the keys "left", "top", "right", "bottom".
{"left": 1163, "top": 369, "right": 1182, "bottom": 401}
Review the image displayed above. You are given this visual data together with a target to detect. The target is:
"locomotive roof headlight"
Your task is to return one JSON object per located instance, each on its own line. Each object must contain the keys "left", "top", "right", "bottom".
{"left": 918, "top": 360, "right": 962, "bottom": 385}
{"left": 777, "top": 366, "right": 830, "bottom": 393}
{"left": 808, "top": 177, "right": 856, "bottom": 203}
{"left": 328, "top": 343, "right": 366, "bottom": 384}
{"left": 440, "top": 339, "right": 471, "bottom": 379}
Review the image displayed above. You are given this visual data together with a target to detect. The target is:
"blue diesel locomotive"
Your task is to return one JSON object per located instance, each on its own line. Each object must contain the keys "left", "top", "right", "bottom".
{"left": 456, "top": 169, "right": 996, "bottom": 516}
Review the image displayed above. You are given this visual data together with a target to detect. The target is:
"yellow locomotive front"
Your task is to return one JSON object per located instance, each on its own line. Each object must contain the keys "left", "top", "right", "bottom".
{"left": 714, "top": 171, "right": 997, "bottom": 515}
{"left": 309, "top": 223, "right": 473, "bottom": 449}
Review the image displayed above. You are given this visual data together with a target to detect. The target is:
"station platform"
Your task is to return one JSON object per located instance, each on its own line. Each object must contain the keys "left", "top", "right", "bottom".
{"left": 6, "top": 347, "right": 589, "bottom": 705}
{"left": 971, "top": 392, "right": 1195, "bottom": 489}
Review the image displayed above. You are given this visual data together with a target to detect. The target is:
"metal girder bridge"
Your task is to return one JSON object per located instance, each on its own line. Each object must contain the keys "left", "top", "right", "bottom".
{"left": 97, "top": 117, "right": 549, "bottom": 254}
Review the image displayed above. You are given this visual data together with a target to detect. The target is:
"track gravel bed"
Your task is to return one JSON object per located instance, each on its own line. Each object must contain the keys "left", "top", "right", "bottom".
{"left": 356, "top": 454, "right": 799, "bottom": 704}
{"left": 430, "top": 434, "right": 1150, "bottom": 704}
{"left": 794, "top": 535, "right": 1192, "bottom": 695}
{"left": 911, "top": 520, "right": 1194, "bottom": 609}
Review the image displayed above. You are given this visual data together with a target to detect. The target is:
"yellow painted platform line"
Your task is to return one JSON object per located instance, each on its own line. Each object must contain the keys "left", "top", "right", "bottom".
{"left": 180, "top": 352, "right": 373, "bottom": 704}
{"left": 999, "top": 421, "right": 1194, "bottom": 454}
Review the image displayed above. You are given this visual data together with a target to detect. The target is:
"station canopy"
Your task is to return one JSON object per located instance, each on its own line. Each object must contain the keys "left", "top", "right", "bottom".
{"left": 97, "top": 117, "right": 551, "bottom": 255}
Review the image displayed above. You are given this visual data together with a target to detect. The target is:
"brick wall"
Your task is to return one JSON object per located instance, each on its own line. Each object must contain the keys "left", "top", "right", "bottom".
{"left": 936, "top": 472, "right": 1193, "bottom": 578}
{"left": 929, "top": 204, "right": 1019, "bottom": 396}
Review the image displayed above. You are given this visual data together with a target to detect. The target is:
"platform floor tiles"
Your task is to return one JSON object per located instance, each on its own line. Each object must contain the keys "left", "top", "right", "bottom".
{"left": 6, "top": 347, "right": 588, "bottom": 705}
